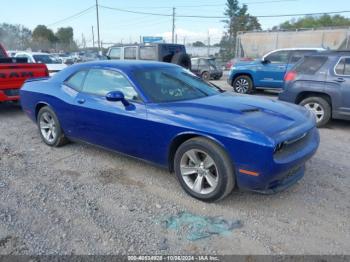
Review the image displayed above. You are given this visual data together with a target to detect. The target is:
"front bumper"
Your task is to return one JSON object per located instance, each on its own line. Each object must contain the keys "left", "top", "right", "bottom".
{"left": 236, "top": 127, "right": 320, "bottom": 193}
{"left": 0, "top": 89, "right": 20, "bottom": 102}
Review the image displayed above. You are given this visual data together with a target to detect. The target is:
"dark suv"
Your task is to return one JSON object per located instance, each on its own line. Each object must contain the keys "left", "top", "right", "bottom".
{"left": 191, "top": 57, "right": 223, "bottom": 80}
{"left": 106, "top": 43, "right": 191, "bottom": 69}
{"left": 279, "top": 51, "right": 350, "bottom": 127}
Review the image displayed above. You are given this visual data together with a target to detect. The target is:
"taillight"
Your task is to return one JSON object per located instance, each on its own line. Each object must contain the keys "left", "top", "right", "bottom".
{"left": 284, "top": 71, "right": 297, "bottom": 82}
{"left": 45, "top": 67, "right": 49, "bottom": 77}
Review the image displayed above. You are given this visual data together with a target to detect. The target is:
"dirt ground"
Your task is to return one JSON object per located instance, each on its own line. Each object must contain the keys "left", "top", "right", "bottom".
{"left": 0, "top": 85, "right": 349, "bottom": 255}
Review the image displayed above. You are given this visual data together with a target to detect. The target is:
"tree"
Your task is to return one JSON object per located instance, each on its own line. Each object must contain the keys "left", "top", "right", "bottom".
{"left": 32, "top": 25, "right": 57, "bottom": 51}
{"left": 220, "top": 0, "right": 261, "bottom": 60}
{"left": 192, "top": 41, "right": 206, "bottom": 47}
{"left": 0, "top": 23, "right": 32, "bottom": 50}
{"left": 273, "top": 14, "right": 350, "bottom": 30}
{"left": 55, "top": 27, "right": 77, "bottom": 51}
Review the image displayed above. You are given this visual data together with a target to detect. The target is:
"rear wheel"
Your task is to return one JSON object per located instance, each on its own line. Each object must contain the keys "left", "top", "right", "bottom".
{"left": 174, "top": 137, "right": 235, "bottom": 202}
{"left": 299, "top": 97, "right": 331, "bottom": 127}
{"left": 201, "top": 71, "right": 210, "bottom": 81}
{"left": 232, "top": 75, "right": 253, "bottom": 94}
{"left": 37, "top": 106, "right": 68, "bottom": 147}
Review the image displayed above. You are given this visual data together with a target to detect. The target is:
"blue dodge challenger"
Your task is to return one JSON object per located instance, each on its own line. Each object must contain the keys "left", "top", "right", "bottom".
{"left": 20, "top": 61, "right": 320, "bottom": 202}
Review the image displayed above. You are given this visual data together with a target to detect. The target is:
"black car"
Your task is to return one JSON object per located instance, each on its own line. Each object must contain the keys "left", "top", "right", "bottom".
{"left": 279, "top": 51, "right": 350, "bottom": 127}
{"left": 191, "top": 57, "right": 223, "bottom": 80}
{"left": 106, "top": 43, "right": 191, "bottom": 69}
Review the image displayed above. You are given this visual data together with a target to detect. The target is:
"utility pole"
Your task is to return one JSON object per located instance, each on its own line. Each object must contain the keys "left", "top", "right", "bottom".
{"left": 95, "top": 0, "right": 101, "bottom": 53}
{"left": 92, "top": 26, "right": 95, "bottom": 48}
{"left": 207, "top": 30, "right": 210, "bottom": 57}
{"left": 172, "top": 7, "right": 175, "bottom": 44}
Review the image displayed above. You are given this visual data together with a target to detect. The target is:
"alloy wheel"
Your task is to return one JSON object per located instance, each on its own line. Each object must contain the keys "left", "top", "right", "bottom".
{"left": 235, "top": 78, "right": 249, "bottom": 93}
{"left": 39, "top": 112, "right": 57, "bottom": 143}
{"left": 304, "top": 102, "right": 324, "bottom": 123}
{"left": 180, "top": 149, "right": 219, "bottom": 195}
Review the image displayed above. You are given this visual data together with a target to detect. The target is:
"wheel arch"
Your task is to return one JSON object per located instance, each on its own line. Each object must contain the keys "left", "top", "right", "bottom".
{"left": 35, "top": 102, "right": 50, "bottom": 120}
{"left": 295, "top": 91, "right": 332, "bottom": 109}
{"left": 231, "top": 72, "right": 254, "bottom": 86}
{"left": 167, "top": 132, "right": 229, "bottom": 172}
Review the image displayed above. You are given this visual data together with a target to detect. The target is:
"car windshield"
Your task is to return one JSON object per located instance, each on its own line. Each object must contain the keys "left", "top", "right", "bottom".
{"left": 33, "top": 54, "right": 57, "bottom": 64}
{"left": 207, "top": 59, "right": 217, "bottom": 67}
{"left": 133, "top": 67, "right": 219, "bottom": 103}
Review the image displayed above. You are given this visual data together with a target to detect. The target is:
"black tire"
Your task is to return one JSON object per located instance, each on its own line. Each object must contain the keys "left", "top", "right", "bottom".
{"left": 37, "top": 106, "right": 69, "bottom": 147}
{"left": 174, "top": 137, "right": 235, "bottom": 202}
{"left": 299, "top": 97, "right": 331, "bottom": 128}
{"left": 171, "top": 52, "right": 192, "bottom": 70}
{"left": 201, "top": 71, "right": 210, "bottom": 81}
{"left": 232, "top": 75, "right": 253, "bottom": 94}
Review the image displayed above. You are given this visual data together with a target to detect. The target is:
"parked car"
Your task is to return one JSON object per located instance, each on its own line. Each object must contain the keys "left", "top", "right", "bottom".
{"left": 279, "top": 51, "right": 350, "bottom": 127}
{"left": 106, "top": 43, "right": 191, "bottom": 69}
{"left": 191, "top": 57, "right": 223, "bottom": 80}
{"left": 0, "top": 43, "right": 48, "bottom": 102}
{"left": 228, "top": 48, "right": 325, "bottom": 94}
{"left": 20, "top": 60, "right": 319, "bottom": 202}
{"left": 6, "top": 50, "right": 18, "bottom": 57}
{"left": 15, "top": 52, "right": 67, "bottom": 75}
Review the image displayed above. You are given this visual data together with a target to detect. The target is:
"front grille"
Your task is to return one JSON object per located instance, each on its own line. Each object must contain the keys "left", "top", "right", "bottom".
{"left": 3, "top": 89, "right": 20, "bottom": 96}
{"left": 274, "top": 131, "right": 312, "bottom": 160}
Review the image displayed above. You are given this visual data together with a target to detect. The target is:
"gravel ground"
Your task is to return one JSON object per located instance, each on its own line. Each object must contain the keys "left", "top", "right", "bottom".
{"left": 0, "top": 82, "right": 350, "bottom": 255}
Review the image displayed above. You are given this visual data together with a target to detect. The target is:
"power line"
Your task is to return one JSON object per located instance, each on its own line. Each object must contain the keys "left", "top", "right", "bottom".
{"left": 47, "top": 5, "right": 95, "bottom": 27}
{"left": 100, "top": 5, "right": 172, "bottom": 17}
{"left": 100, "top": 5, "right": 350, "bottom": 19}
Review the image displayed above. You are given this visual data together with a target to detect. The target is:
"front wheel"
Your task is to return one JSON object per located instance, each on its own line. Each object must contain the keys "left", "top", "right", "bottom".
{"left": 201, "top": 71, "right": 210, "bottom": 81}
{"left": 232, "top": 75, "right": 253, "bottom": 94}
{"left": 37, "top": 106, "right": 69, "bottom": 147}
{"left": 174, "top": 137, "right": 235, "bottom": 202}
{"left": 299, "top": 97, "right": 331, "bottom": 127}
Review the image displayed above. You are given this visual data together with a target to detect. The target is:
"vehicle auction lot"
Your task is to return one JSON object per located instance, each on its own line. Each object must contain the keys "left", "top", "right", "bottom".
{"left": 1, "top": 87, "right": 350, "bottom": 255}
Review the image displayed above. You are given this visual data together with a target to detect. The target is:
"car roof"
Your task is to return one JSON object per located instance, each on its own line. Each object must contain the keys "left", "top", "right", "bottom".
{"left": 304, "top": 50, "right": 350, "bottom": 57}
{"left": 269, "top": 48, "right": 326, "bottom": 52}
{"left": 69, "top": 60, "right": 179, "bottom": 72}
{"left": 16, "top": 52, "right": 51, "bottom": 55}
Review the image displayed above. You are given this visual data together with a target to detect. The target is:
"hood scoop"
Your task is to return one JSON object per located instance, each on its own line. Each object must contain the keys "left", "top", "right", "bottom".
{"left": 240, "top": 108, "right": 261, "bottom": 114}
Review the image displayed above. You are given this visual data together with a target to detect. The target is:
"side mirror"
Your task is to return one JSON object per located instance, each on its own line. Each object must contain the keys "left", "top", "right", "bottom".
{"left": 106, "top": 91, "right": 130, "bottom": 106}
{"left": 261, "top": 58, "right": 270, "bottom": 64}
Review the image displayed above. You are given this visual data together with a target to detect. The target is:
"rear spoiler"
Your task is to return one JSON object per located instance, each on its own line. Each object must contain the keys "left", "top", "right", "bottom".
{"left": 24, "top": 77, "right": 50, "bottom": 83}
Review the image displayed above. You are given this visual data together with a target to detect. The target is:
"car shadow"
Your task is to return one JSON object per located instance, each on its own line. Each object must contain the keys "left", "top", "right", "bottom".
{"left": 0, "top": 102, "right": 23, "bottom": 116}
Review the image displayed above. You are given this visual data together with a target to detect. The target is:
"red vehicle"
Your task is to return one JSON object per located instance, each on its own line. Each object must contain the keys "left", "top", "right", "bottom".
{"left": 225, "top": 57, "right": 254, "bottom": 70}
{"left": 0, "top": 44, "right": 48, "bottom": 102}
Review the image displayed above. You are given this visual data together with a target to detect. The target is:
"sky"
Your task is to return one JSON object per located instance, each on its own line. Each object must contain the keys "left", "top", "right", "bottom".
{"left": 1, "top": 0, "right": 349, "bottom": 46}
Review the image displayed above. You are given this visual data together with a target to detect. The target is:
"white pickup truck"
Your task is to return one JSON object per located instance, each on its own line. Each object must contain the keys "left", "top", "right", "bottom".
{"left": 15, "top": 52, "right": 67, "bottom": 76}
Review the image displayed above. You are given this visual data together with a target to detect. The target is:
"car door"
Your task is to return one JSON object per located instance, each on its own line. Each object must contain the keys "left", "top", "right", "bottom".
{"left": 73, "top": 68, "right": 148, "bottom": 158}
{"left": 190, "top": 58, "right": 200, "bottom": 75}
{"left": 332, "top": 56, "right": 350, "bottom": 115}
{"left": 257, "top": 50, "right": 291, "bottom": 88}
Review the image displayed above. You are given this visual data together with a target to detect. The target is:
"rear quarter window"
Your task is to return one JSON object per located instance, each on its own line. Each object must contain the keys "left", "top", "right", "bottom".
{"left": 139, "top": 46, "right": 157, "bottom": 60}
{"left": 294, "top": 56, "right": 328, "bottom": 75}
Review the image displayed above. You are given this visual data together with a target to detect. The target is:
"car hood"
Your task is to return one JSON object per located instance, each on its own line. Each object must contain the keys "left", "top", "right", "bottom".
{"left": 156, "top": 92, "right": 315, "bottom": 145}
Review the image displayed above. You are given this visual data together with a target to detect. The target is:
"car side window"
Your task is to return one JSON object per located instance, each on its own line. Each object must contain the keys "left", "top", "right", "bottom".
{"left": 265, "top": 51, "right": 290, "bottom": 64}
{"left": 124, "top": 47, "right": 137, "bottom": 59}
{"left": 345, "top": 58, "right": 350, "bottom": 75}
{"left": 65, "top": 70, "right": 88, "bottom": 91}
{"left": 199, "top": 59, "right": 207, "bottom": 66}
{"left": 82, "top": 69, "right": 139, "bottom": 101}
{"left": 335, "top": 58, "right": 350, "bottom": 76}
{"left": 290, "top": 51, "right": 311, "bottom": 64}
{"left": 109, "top": 48, "right": 121, "bottom": 59}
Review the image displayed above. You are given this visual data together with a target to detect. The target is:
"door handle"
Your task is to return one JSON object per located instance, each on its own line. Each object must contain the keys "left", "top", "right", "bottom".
{"left": 77, "top": 98, "right": 85, "bottom": 104}
{"left": 334, "top": 78, "right": 345, "bottom": 83}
